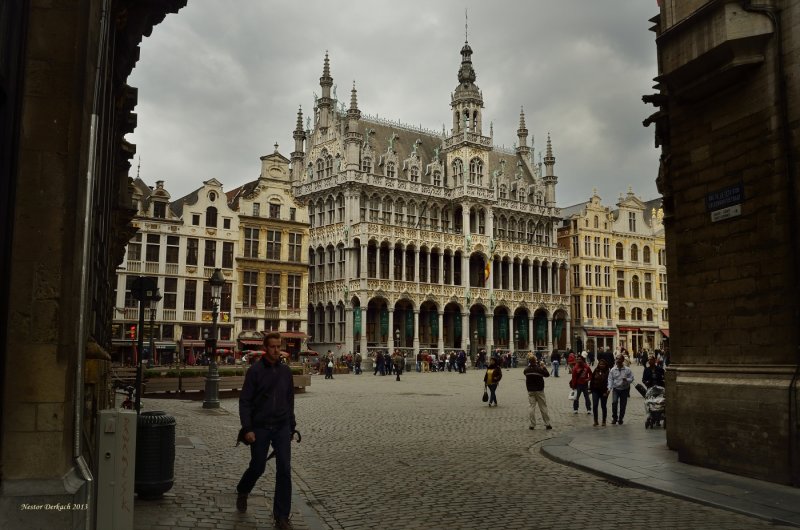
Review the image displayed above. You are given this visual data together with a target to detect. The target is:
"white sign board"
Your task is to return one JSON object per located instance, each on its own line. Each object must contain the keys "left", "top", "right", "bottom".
{"left": 710, "top": 204, "right": 741, "bottom": 223}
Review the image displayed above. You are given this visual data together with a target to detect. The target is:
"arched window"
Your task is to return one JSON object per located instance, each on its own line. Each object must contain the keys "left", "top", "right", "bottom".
{"left": 326, "top": 197, "right": 334, "bottom": 224}
{"left": 527, "top": 220, "right": 534, "bottom": 243}
{"left": 615, "top": 242, "right": 624, "bottom": 260}
{"left": 619, "top": 307, "right": 626, "bottom": 320}
{"left": 387, "top": 162, "right": 396, "bottom": 179}
{"left": 452, "top": 158, "right": 464, "bottom": 186}
{"left": 336, "top": 194, "right": 345, "bottom": 222}
{"left": 317, "top": 200, "right": 325, "bottom": 227}
{"left": 499, "top": 184, "right": 507, "bottom": 199}
{"left": 407, "top": 202, "right": 417, "bottom": 227}
{"left": 360, "top": 193, "right": 368, "bottom": 221}
{"left": 316, "top": 158, "right": 324, "bottom": 179}
{"left": 630, "top": 244, "right": 639, "bottom": 261}
{"left": 498, "top": 216, "right": 507, "bottom": 239}
{"left": 308, "top": 249, "right": 316, "bottom": 282}
{"left": 205, "top": 206, "right": 217, "bottom": 227}
{"left": 469, "top": 158, "right": 483, "bottom": 185}
{"left": 646, "top": 308, "right": 654, "bottom": 321}
{"left": 430, "top": 206, "right": 440, "bottom": 230}
{"left": 410, "top": 165, "right": 420, "bottom": 182}
{"left": 631, "top": 275, "right": 641, "bottom": 299}
{"left": 509, "top": 218, "right": 517, "bottom": 241}
{"left": 369, "top": 195, "right": 380, "bottom": 221}
{"left": 433, "top": 170, "right": 442, "bottom": 187}
{"left": 643, "top": 246, "right": 651, "bottom": 263}
{"left": 325, "top": 155, "right": 333, "bottom": 177}
{"left": 632, "top": 307, "right": 643, "bottom": 320}
{"left": 395, "top": 200, "right": 405, "bottom": 225}
{"left": 362, "top": 157, "right": 371, "bottom": 173}
{"left": 594, "top": 216, "right": 599, "bottom": 228}
{"left": 382, "top": 197, "right": 393, "bottom": 223}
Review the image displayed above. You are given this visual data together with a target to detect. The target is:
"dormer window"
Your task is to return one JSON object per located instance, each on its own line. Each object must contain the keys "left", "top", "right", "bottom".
{"left": 499, "top": 185, "right": 507, "bottom": 199}
{"left": 387, "top": 162, "right": 396, "bottom": 179}
{"left": 362, "top": 157, "right": 371, "bottom": 173}
{"left": 452, "top": 159, "right": 464, "bottom": 186}
{"left": 153, "top": 201, "right": 166, "bottom": 219}
{"left": 469, "top": 158, "right": 483, "bottom": 186}
{"left": 410, "top": 166, "right": 419, "bottom": 182}
{"left": 433, "top": 170, "right": 442, "bottom": 187}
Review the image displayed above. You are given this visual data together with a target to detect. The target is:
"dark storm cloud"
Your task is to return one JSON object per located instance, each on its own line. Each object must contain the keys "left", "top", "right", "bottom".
{"left": 128, "top": 0, "right": 661, "bottom": 207}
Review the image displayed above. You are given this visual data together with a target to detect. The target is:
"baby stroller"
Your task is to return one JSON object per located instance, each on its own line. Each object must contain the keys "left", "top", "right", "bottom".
{"left": 644, "top": 385, "right": 666, "bottom": 429}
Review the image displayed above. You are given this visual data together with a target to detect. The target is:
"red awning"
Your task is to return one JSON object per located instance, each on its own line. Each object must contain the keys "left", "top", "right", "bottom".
{"left": 239, "top": 339, "right": 264, "bottom": 347}
{"left": 617, "top": 327, "right": 641, "bottom": 332}
{"left": 217, "top": 340, "right": 236, "bottom": 349}
{"left": 660, "top": 328, "right": 670, "bottom": 338}
{"left": 180, "top": 340, "right": 205, "bottom": 347}
{"left": 586, "top": 329, "right": 617, "bottom": 337}
{"left": 281, "top": 332, "right": 310, "bottom": 339}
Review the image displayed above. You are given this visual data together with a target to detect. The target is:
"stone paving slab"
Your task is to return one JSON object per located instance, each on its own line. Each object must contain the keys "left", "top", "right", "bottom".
{"left": 133, "top": 365, "right": 785, "bottom": 529}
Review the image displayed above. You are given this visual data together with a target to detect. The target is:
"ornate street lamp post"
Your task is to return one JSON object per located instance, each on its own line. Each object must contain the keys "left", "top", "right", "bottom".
{"left": 203, "top": 268, "right": 225, "bottom": 409}
{"left": 132, "top": 276, "right": 159, "bottom": 414}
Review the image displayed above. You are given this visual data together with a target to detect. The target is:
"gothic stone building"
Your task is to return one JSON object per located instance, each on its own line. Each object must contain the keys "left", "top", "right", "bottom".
{"left": 292, "top": 42, "right": 570, "bottom": 362}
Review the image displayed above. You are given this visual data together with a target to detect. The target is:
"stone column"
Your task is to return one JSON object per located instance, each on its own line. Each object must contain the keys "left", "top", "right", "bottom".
{"left": 488, "top": 256, "right": 494, "bottom": 290}
{"left": 360, "top": 330, "right": 368, "bottom": 360}
{"left": 414, "top": 249, "right": 420, "bottom": 283}
{"left": 564, "top": 265, "right": 570, "bottom": 296}
{"left": 360, "top": 243, "right": 367, "bottom": 279}
{"left": 450, "top": 254, "right": 456, "bottom": 285}
{"left": 565, "top": 319, "right": 571, "bottom": 351}
{"left": 462, "top": 207, "right": 470, "bottom": 234}
{"left": 528, "top": 262, "right": 534, "bottom": 293}
{"left": 529, "top": 317, "right": 535, "bottom": 351}
{"left": 461, "top": 311, "right": 470, "bottom": 352}
{"left": 437, "top": 310, "right": 445, "bottom": 359}
{"left": 413, "top": 310, "right": 420, "bottom": 359}
{"left": 426, "top": 252, "right": 431, "bottom": 285}
{"left": 461, "top": 252, "right": 468, "bottom": 287}
{"left": 547, "top": 317, "right": 553, "bottom": 352}
{"left": 486, "top": 313, "right": 494, "bottom": 353}
{"left": 402, "top": 248, "right": 407, "bottom": 282}
{"left": 538, "top": 264, "right": 543, "bottom": 293}
{"left": 388, "top": 309, "right": 394, "bottom": 349}
{"left": 510, "top": 315, "right": 516, "bottom": 352}
{"left": 345, "top": 307, "right": 354, "bottom": 356}
{"left": 486, "top": 208, "right": 494, "bottom": 239}
{"left": 439, "top": 252, "right": 444, "bottom": 285}
{"left": 390, "top": 246, "right": 396, "bottom": 281}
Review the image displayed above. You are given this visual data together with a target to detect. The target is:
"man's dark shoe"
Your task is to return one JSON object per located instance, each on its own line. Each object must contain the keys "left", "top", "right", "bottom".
{"left": 529, "top": 426, "right": 535, "bottom": 430}
{"left": 546, "top": 425, "right": 553, "bottom": 430}
{"left": 274, "top": 518, "right": 293, "bottom": 529}
{"left": 619, "top": 419, "right": 624, "bottom": 425}
{"left": 611, "top": 419, "right": 618, "bottom": 424}
{"left": 236, "top": 492, "right": 247, "bottom": 512}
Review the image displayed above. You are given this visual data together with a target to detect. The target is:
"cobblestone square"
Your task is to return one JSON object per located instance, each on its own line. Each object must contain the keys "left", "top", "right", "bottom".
{"left": 135, "top": 365, "right": 776, "bottom": 529}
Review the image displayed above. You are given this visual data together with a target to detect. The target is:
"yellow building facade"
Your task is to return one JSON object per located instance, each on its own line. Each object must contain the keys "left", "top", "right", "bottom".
{"left": 559, "top": 189, "right": 668, "bottom": 355}
{"left": 229, "top": 149, "right": 310, "bottom": 356}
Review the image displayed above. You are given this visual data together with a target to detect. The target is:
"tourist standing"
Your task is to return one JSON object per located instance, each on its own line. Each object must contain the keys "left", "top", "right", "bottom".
{"left": 609, "top": 354, "right": 635, "bottom": 425}
{"left": 523, "top": 355, "right": 552, "bottom": 430}
{"left": 483, "top": 357, "right": 503, "bottom": 407}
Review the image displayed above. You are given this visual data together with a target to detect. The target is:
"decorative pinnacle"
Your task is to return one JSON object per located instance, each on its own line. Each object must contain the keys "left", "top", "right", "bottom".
{"left": 295, "top": 106, "right": 303, "bottom": 131}
{"left": 323, "top": 51, "right": 330, "bottom": 77}
{"left": 274, "top": 142, "right": 279, "bottom": 153}
{"left": 349, "top": 81, "right": 358, "bottom": 111}
{"left": 518, "top": 107, "right": 526, "bottom": 129}
{"left": 544, "top": 133, "right": 555, "bottom": 165}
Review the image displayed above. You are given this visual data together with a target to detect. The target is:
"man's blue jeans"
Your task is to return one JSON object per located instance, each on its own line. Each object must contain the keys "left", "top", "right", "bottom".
{"left": 237, "top": 424, "right": 292, "bottom": 520}
{"left": 572, "top": 384, "right": 591, "bottom": 411}
{"left": 551, "top": 360, "right": 559, "bottom": 377}
{"left": 612, "top": 388, "right": 630, "bottom": 422}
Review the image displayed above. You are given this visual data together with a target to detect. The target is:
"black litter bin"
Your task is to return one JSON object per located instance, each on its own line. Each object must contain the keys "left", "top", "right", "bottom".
{"left": 135, "top": 411, "right": 175, "bottom": 499}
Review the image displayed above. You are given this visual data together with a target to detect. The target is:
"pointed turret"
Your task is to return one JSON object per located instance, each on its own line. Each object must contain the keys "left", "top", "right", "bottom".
{"left": 516, "top": 107, "right": 530, "bottom": 157}
{"left": 344, "top": 81, "right": 363, "bottom": 171}
{"left": 543, "top": 133, "right": 558, "bottom": 207}
{"left": 317, "top": 52, "right": 334, "bottom": 131}
{"left": 291, "top": 106, "right": 307, "bottom": 181}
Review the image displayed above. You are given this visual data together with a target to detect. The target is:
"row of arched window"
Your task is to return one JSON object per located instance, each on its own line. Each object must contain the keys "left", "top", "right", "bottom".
{"left": 619, "top": 307, "right": 655, "bottom": 322}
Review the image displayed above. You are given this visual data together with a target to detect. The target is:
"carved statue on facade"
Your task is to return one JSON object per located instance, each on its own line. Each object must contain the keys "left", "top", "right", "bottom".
{"left": 335, "top": 157, "right": 341, "bottom": 172}
{"left": 306, "top": 116, "right": 311, "bottom": 131}
{"left": 388, "top": 133, "right": 399, "bottom": 152}
{"left": 489, "top": 238, "right": 495, "bottom": 255}
{"left": 465, "top": 288, "right": 472, "bottom": 306}
{"left": 465, "top": 233, "right": 472, "bottom": 252}
{"left": 333, "top": 84, "right": 337, "bottom": 100}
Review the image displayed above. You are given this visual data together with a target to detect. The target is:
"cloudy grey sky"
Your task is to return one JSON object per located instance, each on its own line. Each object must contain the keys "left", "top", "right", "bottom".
{"left": 128, "top": 0, "right": 661, "bottom": 208}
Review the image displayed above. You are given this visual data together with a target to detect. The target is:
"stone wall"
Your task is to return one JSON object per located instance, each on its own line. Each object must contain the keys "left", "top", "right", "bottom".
{"left": 651, "top": 0, "right": 800, "bottom": 485}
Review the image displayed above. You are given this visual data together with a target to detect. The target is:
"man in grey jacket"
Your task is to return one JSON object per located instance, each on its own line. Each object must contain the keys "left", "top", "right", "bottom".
{"left": 608, "top": 353, "right": 635, "bottom": 425}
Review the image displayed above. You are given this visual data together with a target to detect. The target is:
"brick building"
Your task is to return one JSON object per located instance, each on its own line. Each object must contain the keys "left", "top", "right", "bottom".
{"left": 646, "top": 0, "right": 799, "bottom": 485}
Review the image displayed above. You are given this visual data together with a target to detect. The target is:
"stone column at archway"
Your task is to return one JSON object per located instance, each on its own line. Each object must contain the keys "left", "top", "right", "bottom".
{"left": 486, "top": 313, "right": 494, "bottom": 353}
{"left": 488, "top": 256, "right": 494, "bottom": 290}
{"left": 345, "top": 307, "right": 354, "bottom": 355}
{"left": 528, "top": 262, "right": 534, "bottom": 293}
{"left": 450, "top": 254, "right": 455, "bottom": 285}
{"left": 414, "top": 249, "right": 420, "bottom": 283}
{"left": 462, "top": 207, "right": 470, "bottom": 234}
{"left": 510, "top": 261, "right": 515, "bottom": 292}
{"left": 538, "top": 264, "right": 542, "bottom": 293}
{"left": 564, "top": 266, "right": 570, "bottom": 295}
{"left": 529, "top": 316, "right": 534, "bottom": 350}
{"left": 554, "top": 265, "right": 560, "bottom": 294}
{"left": 461, "top": 311, "right": 469, "bottom": 357}
{"left": 565, "top": 319, "right": 571, "bottom": 350}
{"left": 486, "top": 208, "right": 494, "bottom": 240}
{"left": 510, "top": 314, "right": 516, "bottom": 352}
{"left": 437, "top": 310, "right": 444, "bottom": 358}
{"left": 390, "top": 246, "right": 396, "bottom": 281}
{"left": 547, "top": 316, "right": 553, "bottom": 351}
{"left": 413, "top": 309, "right": 420, "bottom": 359}
{"left": 360, "top": 331, "right": 368, "bottom": 360}
{"left": 426, "top": 252, "right": 431, "bottom": 284}
{"left": 360, "top": 243, "right": 368, "bottom": 280}
{"left": 387, "top": 308, "right": 394, "bottom": 349}
{"left": 439, "top": 252, "right": 444, "bottom": 285}
{"left": 402, "top": 249, "right": 408, "bottom": 282}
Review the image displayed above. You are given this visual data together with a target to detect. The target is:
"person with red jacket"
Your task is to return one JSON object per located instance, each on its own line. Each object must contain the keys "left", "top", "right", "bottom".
{"left": 570, "top": 354, "right": 593, "bottom": 414}
{"left": 567, "top": 350, "right": 577, "bottom": 374}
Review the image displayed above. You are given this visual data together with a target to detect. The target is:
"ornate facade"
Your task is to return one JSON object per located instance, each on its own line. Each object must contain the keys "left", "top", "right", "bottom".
{"left": 558, "top": 190, "right": 668, "bottom": 355}
{"left": 112, "top": 178, "right": 240, "bottom": 364}
{"left": 227, "top": 149, "right": 310, "bottom": 356}
{"left": 292, "top": 42, "right": 570, "bottom": 362}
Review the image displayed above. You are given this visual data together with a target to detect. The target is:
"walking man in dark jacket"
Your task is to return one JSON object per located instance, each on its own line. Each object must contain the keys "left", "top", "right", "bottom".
{"left": 523, "top": 355, "right": 553, "bottom": 430}
{"left": 236, "top": 332, "right": 297, "bottom": 529}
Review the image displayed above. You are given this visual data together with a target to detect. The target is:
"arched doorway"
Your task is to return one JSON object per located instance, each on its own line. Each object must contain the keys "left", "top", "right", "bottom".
{"left": 367, "top": 297, "right": 389, "bottom": 347}
{"left": 493, "top": 306, "right": 510, "bottom": 351}
{"left": 552, "top": 309, "right": 568, "bottom": 351}
{"left": 469, "top": 304, "right": 487, "bottom": 356}
{"left": 513, "top": 307, "right": 530, "bottom": 351}
{"left": 419, "top": 300, "right": 439, "bottom": 350}
{"left": 393, "top": 298, "right": 414, "bottom": 351}
{"left": 443, "top": 302, "right": 462, "bottom": 351}
{"left": 532, "top": 308, "right": 549, "bottom": 353}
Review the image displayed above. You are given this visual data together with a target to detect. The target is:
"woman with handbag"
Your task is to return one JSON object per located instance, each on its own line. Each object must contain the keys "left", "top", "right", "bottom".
{"left": 483, "top": 357, "right": 503, "bottom": 407}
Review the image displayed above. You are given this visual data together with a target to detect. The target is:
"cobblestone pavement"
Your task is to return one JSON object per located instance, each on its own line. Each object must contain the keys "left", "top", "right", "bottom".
{"left": 135, "top": 364, "right": 778, "bottom": 530}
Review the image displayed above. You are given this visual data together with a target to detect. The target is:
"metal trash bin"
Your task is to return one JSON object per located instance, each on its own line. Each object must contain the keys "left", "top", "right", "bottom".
{"left": 135, "top": 411, "right": 175, "bottom": 499}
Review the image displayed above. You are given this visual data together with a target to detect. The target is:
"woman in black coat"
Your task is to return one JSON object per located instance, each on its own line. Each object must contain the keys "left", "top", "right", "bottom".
{"left": 483, "top": 357, "right": 503, "bottom": 407}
